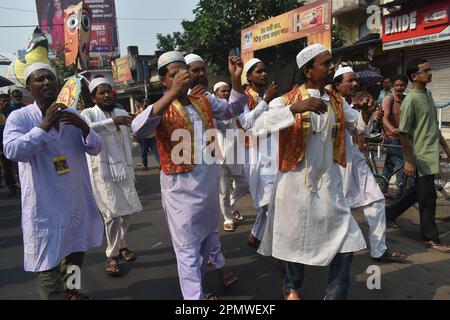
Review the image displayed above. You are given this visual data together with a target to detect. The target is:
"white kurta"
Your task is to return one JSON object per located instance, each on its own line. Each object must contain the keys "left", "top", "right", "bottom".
{"left": 81, "top": 107, "right": 142, "bottom": 221}
{"left": 3, "top": 103, "right": 104, "bottom": 272}
{"left": 238, "top": 94, "right": 277, "bottom": 208}
{"left": 215, "top": 118, "right": 244, "bottom": 177}
{"left": 340, "top": 111, "right": 384, "bottom": 208}
{"left": 131, "top": 90, "right": 247, "bottom": 248}
{"left": 254, "top": 90, "right": 366, "bottom": 266}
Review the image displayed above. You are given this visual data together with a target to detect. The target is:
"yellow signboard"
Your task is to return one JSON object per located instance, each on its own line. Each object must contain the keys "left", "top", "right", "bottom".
{"left": 241, "top": 0, "right": 331, "bottom": 54}
{"left": 112, "top": 56, "right": 133, "bottom": 85}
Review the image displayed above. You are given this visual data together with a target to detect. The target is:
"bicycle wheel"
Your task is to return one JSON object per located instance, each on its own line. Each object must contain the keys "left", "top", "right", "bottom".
{"left": 374, "top": 174, "right": 389, "bottom": 194}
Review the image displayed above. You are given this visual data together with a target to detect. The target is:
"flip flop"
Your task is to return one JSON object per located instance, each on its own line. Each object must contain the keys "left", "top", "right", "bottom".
{"left": 427, "top": 242, "right": 450, "bottom": 253}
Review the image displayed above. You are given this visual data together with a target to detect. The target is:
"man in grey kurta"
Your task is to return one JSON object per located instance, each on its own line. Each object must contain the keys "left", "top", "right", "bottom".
{"left": 3, "top": 63, "right": 103, "bottom": 300}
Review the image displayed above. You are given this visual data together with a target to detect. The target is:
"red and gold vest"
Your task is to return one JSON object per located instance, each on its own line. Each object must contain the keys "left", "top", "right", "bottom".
{"left": 278, "top": 85, "right": 347, "bottom": 172}
{"left": 155, "top": 94, "right": 217, "bottom": 175}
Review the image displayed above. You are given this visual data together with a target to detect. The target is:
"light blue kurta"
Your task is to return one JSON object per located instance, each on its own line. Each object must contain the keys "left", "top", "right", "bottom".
{"left": 131, "top": 91, "right": 248, "bottom": 249}
{"left": 3, "top": 103, "right": 104, "bottom": 272}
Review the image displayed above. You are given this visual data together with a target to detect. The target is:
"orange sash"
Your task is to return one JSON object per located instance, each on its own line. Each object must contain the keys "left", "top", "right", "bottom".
{"left": 156, "top": 94, "right": 219, "bottom": 175}
{"left": 278, "top": 85, "right": 347, "bottom": 172}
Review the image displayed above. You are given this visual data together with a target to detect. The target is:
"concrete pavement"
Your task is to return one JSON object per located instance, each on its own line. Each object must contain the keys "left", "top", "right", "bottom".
{"left": 0, "top": 157, "right": 449, "bottom": 300}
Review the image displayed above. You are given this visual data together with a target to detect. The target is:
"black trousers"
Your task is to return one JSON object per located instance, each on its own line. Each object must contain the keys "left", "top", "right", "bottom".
{"left": 386, "top": 174, "right": 440, "bottom": 243}
{"left": 0, "top": 152, "right": 16, "bottom": 190}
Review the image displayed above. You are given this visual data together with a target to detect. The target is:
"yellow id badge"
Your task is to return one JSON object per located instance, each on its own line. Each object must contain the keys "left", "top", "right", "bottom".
{"left": 53, "top": 156, "right": 71, "bottom": 175}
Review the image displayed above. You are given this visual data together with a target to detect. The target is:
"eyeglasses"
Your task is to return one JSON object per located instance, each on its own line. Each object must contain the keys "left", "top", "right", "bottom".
{"left": 417, "top": 68, "right": 432, "bottom": 74}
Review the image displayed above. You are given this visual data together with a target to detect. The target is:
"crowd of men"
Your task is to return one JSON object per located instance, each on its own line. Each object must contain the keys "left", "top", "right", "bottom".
{"left": 1, "top": 43, "right": 450, "bottom": 300}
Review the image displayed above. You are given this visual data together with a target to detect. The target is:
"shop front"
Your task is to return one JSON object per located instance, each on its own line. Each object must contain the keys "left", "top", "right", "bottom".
{"left": 382, "top": 0, "right": 450, "bottom": 122}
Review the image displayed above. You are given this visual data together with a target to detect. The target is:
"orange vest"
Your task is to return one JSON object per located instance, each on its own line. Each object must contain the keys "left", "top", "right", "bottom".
{"left": 155, "top": 95, "right": 217, "bottom": 175}
{"left": 236, "top": 87, "right": 261, "bottom": 148}
{"left": 278, "top": 85, "right": 347, "bottom": 172}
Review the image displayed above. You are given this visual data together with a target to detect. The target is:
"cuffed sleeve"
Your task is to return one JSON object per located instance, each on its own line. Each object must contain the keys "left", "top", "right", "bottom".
{"left": 250, "top": 97, "right": 295, "bottom": 137}
{"left": 209, "top": 89, "right": 248, "bottom": 120}
{"left": 82, "top": 129, "right": 102, "bottom": 156}
{"left": 80, "top": 109, "right": 117, "bottom": 135}
{"left": 131, "top": 104, "right": 162, "bottom": 138}
{"left": 238, "top": 100, "right": 269, "bottom": 131}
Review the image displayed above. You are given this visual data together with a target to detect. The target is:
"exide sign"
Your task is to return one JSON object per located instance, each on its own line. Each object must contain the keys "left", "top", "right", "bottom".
{"left": 385, "top": 11, "right": 417, "bottom": 35}
{"left": 383, "top": 0, "right": 450, "bottom": 50}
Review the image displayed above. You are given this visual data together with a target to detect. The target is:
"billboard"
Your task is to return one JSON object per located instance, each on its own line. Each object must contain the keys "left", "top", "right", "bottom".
{"left": 112, "top": 56, "right": 133, "bottom": 85}
{"left": 241, "top": 0, "right": 331, "bottom": 54}
{"left": 35, "top": 0, "right": 119, "bottom": 68}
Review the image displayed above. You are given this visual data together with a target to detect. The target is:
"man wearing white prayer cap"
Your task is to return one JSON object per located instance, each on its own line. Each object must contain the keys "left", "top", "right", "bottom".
{"left": 88, "top": 77, "right": 114, "bottom": 94}
{"left": 251, "top": 44, "right": 367, "bottom": 300}
{"left": 238, "top": 57, "right": 278, "bottom": 249}
{"left": 184, "top": 52, "right": 249, "bottom": 290}
{"left": 213, "top": 82, "right": 230, "bottom": 100}
{"left": 23, "top": 62, "right": 56, "bottom": 85}
{"left": 81, "top": 77, "right": 142, "bottom": 277}
{"left": 131, "top": 51, "right": 248, "bottom": 300}
{"left": 333, "top": 67, "right": 407, "bottom": 264}
{"left": 3, "top": 62, "right": 103, "bottom": 300}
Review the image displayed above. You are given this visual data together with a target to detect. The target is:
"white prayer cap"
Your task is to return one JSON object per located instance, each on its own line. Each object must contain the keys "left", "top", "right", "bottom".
{"left": 24, "top": 62, "right": 56, "bottom": 83}
{"left": 296, "top": 44, "right": 328, "bottom": 69}
{"left": 157, "top": 51, "right": 186, "bottom": 71}
{"left": 244, "top": 58, "right": 262, "bottom": 76}
{"left": 213, "top": 82, "right": 229, "bottom": 93}
{"left": 89, "top": 77, "right": 114, "bottom": 94}
{"left": 184, "top": 53, "right": 204, "bottom": 66}
{"left": 334, "top": 66, "right": 354, "bottom": 79}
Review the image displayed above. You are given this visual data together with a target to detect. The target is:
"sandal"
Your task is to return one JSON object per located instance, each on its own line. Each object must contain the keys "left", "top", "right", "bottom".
{"left": 65, "top": 289, "right": 90, "bottom": 300}
{"left": 282, "top": 289, "right": 302, "bottom": 300}
{"left": 106, "top": 257, "right": 121, "bottom": 276}
{"left": 204, "top": 292, "right": 219, "bottom": 300}
{"left": 427, "top": 241, "right": 450, "bottom": 253}
{"left": 248, "top": 234, "right": 261, "bottom": 249}
{"left": 119, "top": 247, "right": 137, "bottom": 262}
{"left": 386, "top": 220, "right": 400, "bottom": 229}
{"left": 223, "top": 222, "right": 235, "bottom": 232}
{"left": 233, "top": 210, "right": 244, "bottom": 221}
{"left": 217, "top": 266, "right": 238, "bottom": 288}
{"left": 372, "top": 250, "right": 408, "bottom": 263}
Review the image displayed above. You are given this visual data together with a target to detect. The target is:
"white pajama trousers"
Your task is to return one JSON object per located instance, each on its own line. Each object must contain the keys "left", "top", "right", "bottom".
{"left": 358, "top": 199, "right": 387, "bottom": 259}
{"left": 219, "top": 165, "right": 248, "bottom": 223}
{"left": 102, "top": 214, "right": 131, "bottom": 259}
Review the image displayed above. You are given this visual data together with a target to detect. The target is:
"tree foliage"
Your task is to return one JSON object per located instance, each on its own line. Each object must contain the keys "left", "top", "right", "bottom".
{"left": 157, "top": 0, "right": 305, "bottom": 74}
{"left": 332, "top": 24, "right": 347, "bottom": 49}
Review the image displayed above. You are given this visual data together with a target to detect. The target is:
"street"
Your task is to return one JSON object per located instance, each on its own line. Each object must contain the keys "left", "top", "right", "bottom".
{"left": 1, "top": 156, "right": 449, "bottom": 300}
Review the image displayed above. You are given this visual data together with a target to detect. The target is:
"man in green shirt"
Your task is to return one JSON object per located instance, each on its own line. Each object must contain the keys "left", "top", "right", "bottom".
{"left": 399, "top": 58, "right": 450, "bottom": 253}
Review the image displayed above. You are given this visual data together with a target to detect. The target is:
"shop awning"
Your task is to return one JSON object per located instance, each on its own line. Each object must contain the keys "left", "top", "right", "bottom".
{"left": 333, "top": 34, "right": 381, "bottom": 56}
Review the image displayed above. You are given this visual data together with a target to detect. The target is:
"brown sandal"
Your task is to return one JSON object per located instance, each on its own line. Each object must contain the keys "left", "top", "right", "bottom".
{"left": 204, "top": 292, "right": 219, "bottom": 300}
{"left": 427, "top": 242, "right": 450, "bottom": 253}
{"left": 119, "top": 247, "right": 137, "bottom": 262}
{"left": 372, "top": 250, "right": 408, "bottom": 263}
{"left": 217, "top": 266, "right": 238, "bottom": 288}
{"left": 65, "top": 289, "right": 90, "bottom": 300}
{"left": 106, "top": 257, "right": 121, "bottom": 276}
{"left": 282, "top": 289, "right": 302, "bottom": 300}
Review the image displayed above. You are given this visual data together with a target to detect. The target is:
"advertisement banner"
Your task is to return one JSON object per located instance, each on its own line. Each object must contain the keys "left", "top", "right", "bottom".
{"left": 382, "top": 0, "right": 450, "bottom": 50}
{"left": 241, "top": 0, "right": 331, "bottom": 54}
{"left": 112, "top": 56, "right": 133, "bottom": 85}
{"left": 35, "top": 0, "right": 119, "bottom": 68}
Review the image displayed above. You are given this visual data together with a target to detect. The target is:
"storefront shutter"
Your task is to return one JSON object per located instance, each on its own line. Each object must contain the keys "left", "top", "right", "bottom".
{"left": 404, "top": 41, "right": 450, "bottom": 122}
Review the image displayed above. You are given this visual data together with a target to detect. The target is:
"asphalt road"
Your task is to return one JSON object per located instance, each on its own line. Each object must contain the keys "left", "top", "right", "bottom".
{"left": 1, "top": 157, "right": 449, "bottom": 300}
